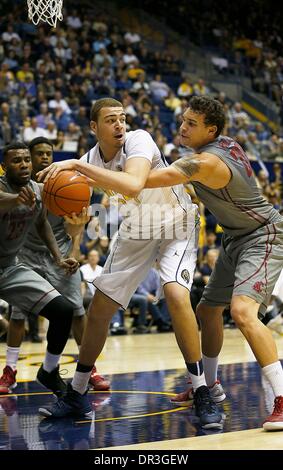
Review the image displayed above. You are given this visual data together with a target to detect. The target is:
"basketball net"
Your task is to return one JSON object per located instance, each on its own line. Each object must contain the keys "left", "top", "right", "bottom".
{"left": 27, "top": 0, "right": 63, "bottom": 27}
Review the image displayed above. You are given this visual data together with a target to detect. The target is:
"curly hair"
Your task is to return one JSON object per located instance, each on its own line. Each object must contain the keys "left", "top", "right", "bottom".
{"left": 188, "top": 96, "right": 226, "bottom": 137}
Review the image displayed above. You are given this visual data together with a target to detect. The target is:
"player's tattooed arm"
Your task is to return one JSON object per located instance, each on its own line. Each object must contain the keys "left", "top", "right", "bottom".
{"left": 173, "top": 155, "right": 201, "bottom": 179}
{"left": 146, "top": 152, "right": 231, "bottom": 190}
{"left": 145, "top": 153, "right": 204, "bottom": 188}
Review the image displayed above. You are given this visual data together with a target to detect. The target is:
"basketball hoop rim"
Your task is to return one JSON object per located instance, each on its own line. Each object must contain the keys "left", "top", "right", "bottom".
{"left": 26, "top": 0, "right": 63, "bottom": 28}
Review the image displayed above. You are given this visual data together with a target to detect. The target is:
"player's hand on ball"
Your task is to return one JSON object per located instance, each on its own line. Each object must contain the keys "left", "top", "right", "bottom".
{"left": 57, "top": 257, "right": 79, "bottom": 274}
{"left": 64, "top": 207, "right": 90, "bottom": 225}
{"left": 42, "top": 171, "right": 90, "bottom": 217}
{"left": 16, "top": 186, "right": 36, "bottom": 208}
{"left": 37, "top": 160, "right": 77, "bottom": 183}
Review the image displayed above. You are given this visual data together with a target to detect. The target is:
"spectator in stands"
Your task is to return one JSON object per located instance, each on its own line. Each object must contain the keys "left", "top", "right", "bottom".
{"left": 35, "top": 103, "right": 53, "bottom": 129}
{"left": 80, "top": 250, "right": 103, "bottom": 310}
{"left": 74, "top": 106, "right": 89, "bottom": 131}
{"left": 256, "top": 169, "right": 270, "bottom": 196}
{"left": 267, "top": 183, "right": 281, "bottom": 210}
{"left": 16, "top": 63, "right": 34, "bottom": 83}
{"left": 94, "top": 47, "right": 113, "bottom": 68}
{"left": 245, "top": 132, "right": 261, "bottom": 160}
{"left": 94, "top": 235, "right": 110, "bottom": 266}
{"left": 48, "top": 91, "right": 72, "bottom": 115}
{"left": 202, "top": 229, "right": 218, "bottom": 257}
{"left": 64, "top": 122, "right": 81, "bottom": 149}
{"left": 53, "top": 130, "right": 65, "bottom": 151}
{"left": 135, "top": 267, "right": 172, "bottom": 333}
{"left": 177, "top": 76, "right": 193, "bottom": 98}
{"left": 123, "top": 47, "right": 139, "bottom": 66}
{"left": 164, "top": 91, "right": 181, "bottom": 112}
{"left": 149, "top": 74, "right": 170, "bottom": 102}
{"left": 66, "top": 10, "right": 82, "bottom": 29}
{"left": 230, "top": 102, "right": 250, "bottom": 126}
{"left": 0, "top": 116, "right": 13, "bottom": 146}
{"left": 124, "top": 30, "right": 141, "bottom": 45}
{"left": 193, "top": 78, "right": 209, "bottom": 96}
{"left": 131, "top": 72, "right": 150, "bottom": 95}
{"left": 1, "top": 24, "right": 21, "bottom": 44}
{"left": 44, "top": 121, "right": 58, "bottom": 143}
{"left": 23, "top": 117, "right": 46, "bottom": 143}
{"left": 52, "top": 106, "right": 72, "bottom": 133}
{"left": 254, "top": 122, "right": 270, "bottom": 142}
{"left": 199, "top": 249, "right": 220, "bottom": 285}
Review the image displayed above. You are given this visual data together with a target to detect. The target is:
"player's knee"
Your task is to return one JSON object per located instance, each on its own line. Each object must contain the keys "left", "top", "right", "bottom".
{"left": 59, "top": 299, "right": 74, "bottom": 321}
{"left": 88, "top": 291, "right": 120, "bottom": 320}
{"left": 165, "top": 288, "right": 187, "bottom": 311}
{"left": 196, "top": 303, "right": 209, "bottom": 322}
{"left": 230, "top": 304, "right": 247, "bottom": 327}
{"left": 40, "top": 296, "right": 74, "bottom": 322}
{"left": 54, "top": 297, "right": 74, "bottom": 321}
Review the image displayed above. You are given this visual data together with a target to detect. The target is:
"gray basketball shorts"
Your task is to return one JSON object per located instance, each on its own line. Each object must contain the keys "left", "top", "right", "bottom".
{"left": 0, "top": 263, "right": 61, "bottom": 316}
{"left": 93, "top": 216, "right": 199, "bottom": 309}
{"left": 200, "top": 220, "right": 283, "bottom": 315}
{"left": 11, "top": 247, "right": 84, "bottom": 320}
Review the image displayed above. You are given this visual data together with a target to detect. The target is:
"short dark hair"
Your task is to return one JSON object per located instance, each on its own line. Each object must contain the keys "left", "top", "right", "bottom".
{"left": 28, "top": 137, "right": 53, "bottom": 152}
{"left": 90, "top": 97, "right": 123, "bottom": 122}
{"left": 3, "top": 142, "right": 29, "bottom": 160}
{"left": 188, "top": 96, "right": 226, "bottom": 138}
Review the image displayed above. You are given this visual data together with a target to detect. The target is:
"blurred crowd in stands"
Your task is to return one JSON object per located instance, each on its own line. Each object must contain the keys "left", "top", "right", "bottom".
{"left": 140, "top": 0, "right": 283, "bottom": 112}
{"left": 1, "top": 0, "right": 283, "bottom": 336}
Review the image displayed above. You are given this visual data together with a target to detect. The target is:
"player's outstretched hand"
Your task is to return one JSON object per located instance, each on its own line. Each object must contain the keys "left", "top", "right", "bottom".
{"left": 16, "top": 186, "right": 36, "bottom": 208}
{"left": 57, "top": 257, "right": 79, "bottom": 275}
{"left": 37, "top": 160, "right": 77, "bottom": 183}
{"left": 64, "top": 207, "right": 90, "bottom": 225}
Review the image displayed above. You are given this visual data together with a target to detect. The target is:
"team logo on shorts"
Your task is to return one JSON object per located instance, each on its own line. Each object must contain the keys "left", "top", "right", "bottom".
{"left": 253, "top": 281, "right": 265, "bottom": 293}
{"left": 181, "top": 269, "right": 190, "bottom": 284}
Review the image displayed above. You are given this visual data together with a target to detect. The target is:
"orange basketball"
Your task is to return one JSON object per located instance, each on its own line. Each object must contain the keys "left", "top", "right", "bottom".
{"left": 43, "top": 170, "right": 90, "bottom": 217}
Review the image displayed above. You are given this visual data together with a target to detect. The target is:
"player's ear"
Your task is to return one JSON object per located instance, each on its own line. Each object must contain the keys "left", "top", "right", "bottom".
{"left": 208, "top": 125, "right": 217, "bottom": 137}
{"left": 90, "top": 120, "right": 97, "bottom": 134}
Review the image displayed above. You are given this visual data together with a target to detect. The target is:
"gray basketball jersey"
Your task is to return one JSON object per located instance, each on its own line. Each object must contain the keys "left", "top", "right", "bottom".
{"left": 24, "top": 211, "right": 71, "bottom": 253}
{"left": 174, "top": 136, "right": 282, "bottom": 236}
{"left": 0, "top": 176, "right": 42, "bottom": 267}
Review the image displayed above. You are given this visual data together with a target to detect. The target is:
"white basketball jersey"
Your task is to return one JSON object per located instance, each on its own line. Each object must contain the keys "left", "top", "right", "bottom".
{"left": 81, "top": 130, "right": 194, "bottom": 236}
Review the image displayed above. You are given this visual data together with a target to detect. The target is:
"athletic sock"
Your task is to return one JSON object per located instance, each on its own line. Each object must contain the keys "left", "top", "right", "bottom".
{"left": 203, "top": 354, "right": 218, "bottom": 387}
{"left": 186, "top": 360, "right": 206, "bottom": 391}
{"left": 6, "top": 347, "right": 20, "bottom": 370}
{"left": 71, "top": 362, "right": 93, "bottom": 395}
{"left": 262, "top": 361, "right": 283, "bottom": 397}
{"left": 43, "top": 351, "right": 60, "bottom": 373}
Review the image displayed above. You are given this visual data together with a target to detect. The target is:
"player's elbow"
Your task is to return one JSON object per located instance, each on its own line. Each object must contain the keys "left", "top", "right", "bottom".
{"left": 125, "top": 181, "right": 144, "bottom": 197}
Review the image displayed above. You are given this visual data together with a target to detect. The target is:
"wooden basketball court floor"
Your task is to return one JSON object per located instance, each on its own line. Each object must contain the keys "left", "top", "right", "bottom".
{"left": 0, "top": 329, "right": 283, "bottom": 451}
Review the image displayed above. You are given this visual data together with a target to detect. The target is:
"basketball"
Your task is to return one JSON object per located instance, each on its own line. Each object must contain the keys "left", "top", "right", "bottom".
{"left": 42, "top": 170, "right": 90, "bottom": 217}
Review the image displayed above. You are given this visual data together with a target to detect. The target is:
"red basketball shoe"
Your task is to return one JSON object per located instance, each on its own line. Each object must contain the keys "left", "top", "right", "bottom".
{"left": 263, "top": 396, "right": 283, "bottom": 430}
{"left": 0, "top": 366, "right": 17, "bottom": 394}
{"left": 170, "top": 380, "right": 226, "bottom": 406}
{"left": 88, "top": 366, "right": 110, "bottom": 391}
